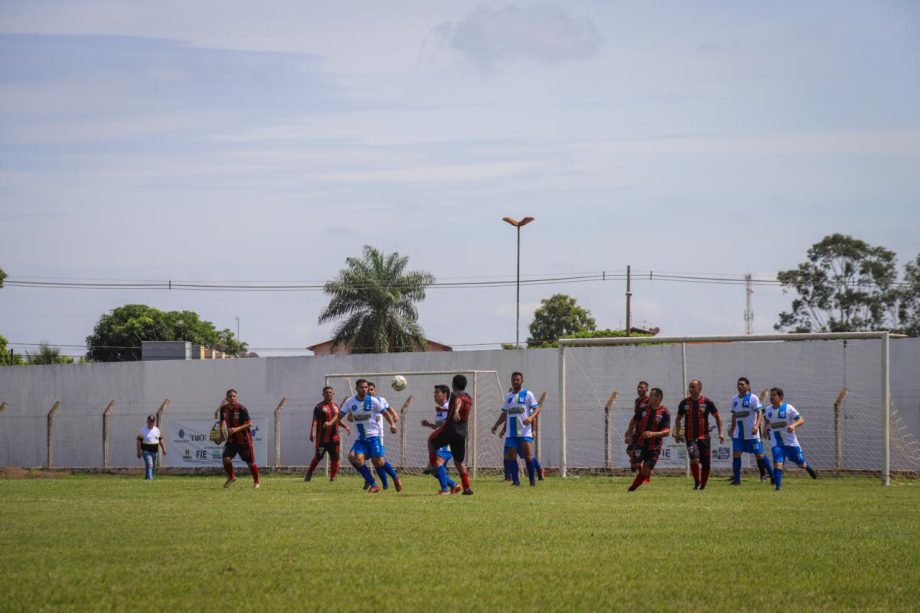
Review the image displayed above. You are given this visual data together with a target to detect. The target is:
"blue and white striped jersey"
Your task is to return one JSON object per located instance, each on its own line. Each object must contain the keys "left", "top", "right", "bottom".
{"left": 764, "top": 402, "right": 802, "bottom": 447}
{"left": 503, "top": 388, "right": 539, "bottom": 439}
{"left": 731, "top": 393, "right": 763, "bottom": 441}
{"left": 340, "top": 394, "right": 387, "bottom": 440}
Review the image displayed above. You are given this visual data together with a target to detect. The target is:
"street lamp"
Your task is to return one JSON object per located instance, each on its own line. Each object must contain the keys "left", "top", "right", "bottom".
{"left": 502, "top": 216, "right": 535, "bottom": 349}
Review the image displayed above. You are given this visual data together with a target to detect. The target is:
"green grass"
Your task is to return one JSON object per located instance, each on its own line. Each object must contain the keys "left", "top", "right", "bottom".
{"left": 1, "top": 473, "right": 918, "bottom": 611}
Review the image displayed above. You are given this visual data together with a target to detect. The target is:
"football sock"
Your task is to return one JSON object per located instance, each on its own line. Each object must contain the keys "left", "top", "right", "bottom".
{"left": 690, "top": 462, "right": 700, "bottom": 486}
{"left": 250, "top": 463, "right": 260, "bottom": 484}
{"left": 224, "top": 462, "right": 235, "bottom": 479}
{"left": 436, "top": 465, "right": 450, "bottom": 490}
{"left": 532, "top": 457, "right": 543, "bottom": 475}
{"left": 774, "top": 467, "right": 783, "bottom": 489}
{"left": 330, "top": 460, "right": 339, "bottom": 479}
{"left": 307, "top": 456, "right": 320, "bottom": 476}
{"left": 761, "top": 455, "right": 774, "bottom": 482}
{"left": 732, "top": 457, "right": 741, "bottom": 482}
{"left": 628, "top": 472, "right": 645, "bottom": 491}
{"left": 383, "top": 461, "right": 398, "bottom": 480}
{"left": 511, "top": 460, "right": 520, "bottom": 485}
{"left": 805, "top": 464, "right": 817, "bottom": 479}
{"left": 756, "top": 457, "right": 767, "bottom": 479}
{"left": 700, "top": 467, "right": 710, "bottom": 488}
{"left": 459, "top": 470, "right": 471, "bottom": 491}
{"left": 374, "top": 466, "right": 389, "bottom": 488}
{"left": 526, "top": 459, "right": 536, "bottom": 484}
{"left": 504, "top": 459, "right": 513, "bottom": 480}
{"left": 356, "top": 464, "right": 376, "bottom": 487}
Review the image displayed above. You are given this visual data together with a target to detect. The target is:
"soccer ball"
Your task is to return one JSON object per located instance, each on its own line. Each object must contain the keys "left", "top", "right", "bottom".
{"left": 391, "top": 375, "right": 408, "bottom": 392}
{"left": 209, "top": 421, "right": 228, "bottom": 445}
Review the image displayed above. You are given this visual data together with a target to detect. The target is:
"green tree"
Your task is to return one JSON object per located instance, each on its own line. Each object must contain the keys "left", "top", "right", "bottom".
{"left": 527, "top": 294, "right": 596, "bottom": 348}
{"left": 0, "top": 266, "right": 6, "bottom": 287}
{"left": 0, "top": 334, "right": 23, "bottom": 365}
{"left": 26, "top": 343, "right": 74, "bottom": 365}
{"left": 318, "top": 245, "right": 435, "bottom": 353}
{"left": 896, "top": 254, "right": 920, "bottom": 337}
{"left": 775, "top": 234, "right": 899, "bottom": 333}
{"left": 86, "top": 304, "right": 248, "bottom": 361}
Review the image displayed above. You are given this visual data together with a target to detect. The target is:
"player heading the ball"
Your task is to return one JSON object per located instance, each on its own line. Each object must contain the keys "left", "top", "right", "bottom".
{"left": 424, "top": 374, "right": 474, "bottom": 495}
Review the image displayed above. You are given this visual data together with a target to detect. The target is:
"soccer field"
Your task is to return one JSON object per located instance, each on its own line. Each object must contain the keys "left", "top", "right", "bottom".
{"left": 1, "top": 473, "right": 917, "bottom": 611}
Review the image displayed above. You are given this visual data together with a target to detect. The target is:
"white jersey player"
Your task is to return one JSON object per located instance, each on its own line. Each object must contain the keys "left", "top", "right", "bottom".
{"left": 763, "top": 387, "right": 817, "bottom": 490}
{"left": 491, "top": 372, "right": 542, "bottom": 486}
{"left": 729, "top": 377, "right": 773, "bottom": 485}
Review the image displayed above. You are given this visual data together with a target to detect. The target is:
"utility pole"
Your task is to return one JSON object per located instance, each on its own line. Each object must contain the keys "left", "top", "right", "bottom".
{"left": 744, "top": 273, "right": 754, "bottom": 334}
{"left": 626, "top": 265, "right": 632, "bottom": 336}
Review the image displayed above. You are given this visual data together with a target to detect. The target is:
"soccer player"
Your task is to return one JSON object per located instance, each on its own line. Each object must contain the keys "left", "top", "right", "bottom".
{"left": 218, "top": 389, "right": 261, "bottom": 489}
{"left": 624, "top": 381, "right": 650, "bottom": 475}
{"left": 729, "top": 377, "right": 773, "bottom": 485}
{"left": 491, "top": 372, "right": 541, "bottom": 486}
{"left": 421, "top": 384, "right": 461, "bottom": 494}
{"left": 328, "top": 379, "right": 401, "bottom": 493}
{"left": 763, "top": 387, "right": 817, "bottom": 490}
{"left": 136, "top": 414, "right": 166, "bottom": 480}
{"left": 305, "top": 386, "right": 350, "bottom": 482}
{"left": 674, "top": 379, "right": 724, "bottom": 490}
{"left": 627, "top": 387, "right": 670, "bottom": 491}
{"left": 367, "top": 382, "right": 399, "bottom": 489}
{"left": 424, "top": 374, "right": 474, "bottom": 495}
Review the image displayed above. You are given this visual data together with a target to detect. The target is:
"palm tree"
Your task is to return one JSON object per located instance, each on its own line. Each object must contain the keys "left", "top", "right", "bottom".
{"left": 319, "top": 246, "right": 435, "bottom": 353}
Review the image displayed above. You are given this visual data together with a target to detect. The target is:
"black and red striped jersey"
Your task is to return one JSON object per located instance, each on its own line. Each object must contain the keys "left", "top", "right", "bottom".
{"left": 221, "top": 403, "right": 252, "bottom": 445}
{"left": 313, "top": 401, "right": 340, "bottom": 444}
{"left": 677, "top": 396, "right": 719, "bottom": 441}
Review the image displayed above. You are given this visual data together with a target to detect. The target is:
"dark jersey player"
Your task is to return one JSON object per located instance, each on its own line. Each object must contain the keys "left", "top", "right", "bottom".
{"left": 305, "top": 386, "right": 350, "bottom": 482}
{"left": 674, "top": 379, "right": 724, "bottom": 490}
{"left": 627, "top": 387, "right": 671, "bottom": 492}
{"left": 424, "top": 374, "right": 474, "bottom": 495}
{"left": 218, "top": 389, "right": 260, "bottom": 489}
{"left": 624, "top": 380, "right": 650, "bottom": 475}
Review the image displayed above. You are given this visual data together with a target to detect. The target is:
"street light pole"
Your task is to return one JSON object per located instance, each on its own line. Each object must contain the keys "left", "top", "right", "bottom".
{"left": 502, "top": 216, "right": 535, "bottom": 349}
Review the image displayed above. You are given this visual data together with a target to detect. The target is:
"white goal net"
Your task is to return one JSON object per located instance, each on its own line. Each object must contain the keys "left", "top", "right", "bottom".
{"left": 559, "top": 332, "right": 914, "bottom": 485}
{"left": 323, "top": 370, "right": 504, "bottom": 477}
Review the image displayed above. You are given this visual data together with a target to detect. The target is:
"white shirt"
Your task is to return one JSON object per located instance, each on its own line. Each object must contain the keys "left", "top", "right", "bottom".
{"left": 503, "top": 388, "right": 539, "bottom": 439}
{"left": 340, "top": 395, "right": 387, "bottom": 440}
{"left": 764, "top": 403, "right": 802, "bottom": 447}
{"left": 138, "top": 426, "right": 161, "bottom": 446}
{"left": 434, "top": 401, "right": 449, "bottom": 427}
{"left": 731, "top": 393, "right": 763, "bottom": 441}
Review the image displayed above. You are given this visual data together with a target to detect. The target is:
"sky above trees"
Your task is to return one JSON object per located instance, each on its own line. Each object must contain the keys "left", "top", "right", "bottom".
{"left": 2, "top": 1, "right": 918, "bottom": 357}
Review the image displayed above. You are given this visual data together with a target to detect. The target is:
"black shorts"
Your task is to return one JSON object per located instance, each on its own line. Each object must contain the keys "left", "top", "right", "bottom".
{"left": 637, "top": 448, "right": 661, "bottom": 469}
{"left": 223, "top": 441, "right": 255, "bottom": 464}
{"left": 314, "top": 441, "right": 340, "bottom": 461}
{"left": 686, "top": 439, "right": 712, "bottom": 463}
{"left": 431, "top": 429, "right": 467, "bottom": 464}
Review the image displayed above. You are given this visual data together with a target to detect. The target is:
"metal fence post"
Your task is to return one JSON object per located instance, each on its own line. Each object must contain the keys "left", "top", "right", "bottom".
{"left": 102, "top": 401, "right": 116, "bottom": 469}
{"left": 274, "top": 397, "right": 287, "bottom": 469}
{"left": 47, "top": 401, "right": 61, "bottom": 468}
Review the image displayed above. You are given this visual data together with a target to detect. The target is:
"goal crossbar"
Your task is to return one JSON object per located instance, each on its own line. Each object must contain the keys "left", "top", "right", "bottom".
{"left": 558, "top": 332, "right": 892, "bottom": 485}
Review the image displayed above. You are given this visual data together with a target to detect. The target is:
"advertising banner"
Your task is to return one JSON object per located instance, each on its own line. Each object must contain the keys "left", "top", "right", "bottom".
{"left": 164, "top": 418, "right": 267, "bottom": 468}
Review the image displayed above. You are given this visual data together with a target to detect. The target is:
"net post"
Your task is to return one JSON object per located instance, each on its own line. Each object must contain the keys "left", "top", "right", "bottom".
{"left": 471, "top": 372, "right": 478, "bottom": 479}
{"left": 881, "top": 333, "right": 890, "bottom": 486}
{"left": 47, "top": 401, "right": 60, "bottom": 468}
{"left": 102, "top": 400, "right": 116, "bottom": 470}
{"left": 833, "top": 386, "right": 848, "bottom": 477}
{"left": 273, "top": 397, "right": 287, "bottom": 470}
{"left": 681, "top": 342, "right": 689, "bottom": 477}
{"left": 559, "top": 345, "right": 567, "bottom": 478}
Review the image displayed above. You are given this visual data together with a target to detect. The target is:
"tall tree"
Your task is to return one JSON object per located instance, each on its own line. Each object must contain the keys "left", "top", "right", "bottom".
{"left": 527, "top": 294, "right": 596, "bottom": 347}
{"left": 86, "top": 304, "right": 247, "bottom": 361}
{"left": 896, "top": 254, "right": 920, "bottom": 337}
{"left": 0, "top": 334, "right": 23, "bottom": 365}
{"left": 776, "top": 234, "right": 899, "bottom": 333}
{"left": 318, "top": 245, "right": 435, "bottom": 353}
{"left": 26, "top": 343, "right": 74, "bottom": 365}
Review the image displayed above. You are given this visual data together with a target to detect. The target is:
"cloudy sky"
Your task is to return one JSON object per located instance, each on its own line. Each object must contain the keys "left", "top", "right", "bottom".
{"left": 1, "top": 1, "right": 918, "bottom": 357}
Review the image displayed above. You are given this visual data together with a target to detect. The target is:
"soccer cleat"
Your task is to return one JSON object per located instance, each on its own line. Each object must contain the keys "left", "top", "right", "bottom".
{"left": 329, "top": 477, "right": 336, "bottom": 482}
{"left": 303, "top": 473, "right": 312, "bottom": 482}
{"left": 729, "top": 480, "right": 741, "bottom": 486}
{"left": 394, "top": 476, "right": 403, "bottom": 492}
{"left": 693, "top": 484, "right": 700, "bottom": 491}
{"left": 223, "top": 477, "right": 237, "bottom": 489}
{"left": 462, "top": 489, "right": 474, "bottom": 495}
{"left": 422, "top": 465, "right": 437, "bottom": 475}
{"left": 451, "top": 484, "right": 462, "bottom": 495}
{"left": 363, "top": 481, "right": 371, "bottom": 491}
{"left": 529, "top": 480, "right": 536, "bottom": 487}
{"left": 368, "top": 486, "right": 381, "bottom": 493}
{"left": 510, "top": 482, "right": 520, "bottom": 487}
{"left": 254, "top": 481, "right": 261, "bottom": 489}
{"left": 438, "top": 490, "right": 449, "bottom": 495}
{"left": 538, "top": 467, "right": 545, "bottom": 481}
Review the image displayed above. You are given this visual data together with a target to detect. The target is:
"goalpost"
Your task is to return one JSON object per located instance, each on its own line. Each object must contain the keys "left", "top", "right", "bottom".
{"left": 558, "top": 332, "right": 895, "bottom": 485}
{"left": 323, "top": 370, "right": 503, "bottom": 477}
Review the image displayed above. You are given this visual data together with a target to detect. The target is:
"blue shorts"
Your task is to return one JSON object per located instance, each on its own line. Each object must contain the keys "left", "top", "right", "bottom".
{"left": 772, "top": 444, "right": 806, "bottom": 466}
{"left": 350, "top": 437, "right": 385, "bottom": 459}
{"left": 436, "top": 446, "right": 453, "bottom": 462}
{"left": 732, "top": 438, "right": 764, "bottom": 455}
{"left": 504, "top": 436, "right": 534, "bottom": 453}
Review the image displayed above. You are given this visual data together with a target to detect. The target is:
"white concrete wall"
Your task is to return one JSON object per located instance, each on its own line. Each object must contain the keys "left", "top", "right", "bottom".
{"left": 1, "top": 338, "right": 917, "bottom": 472}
